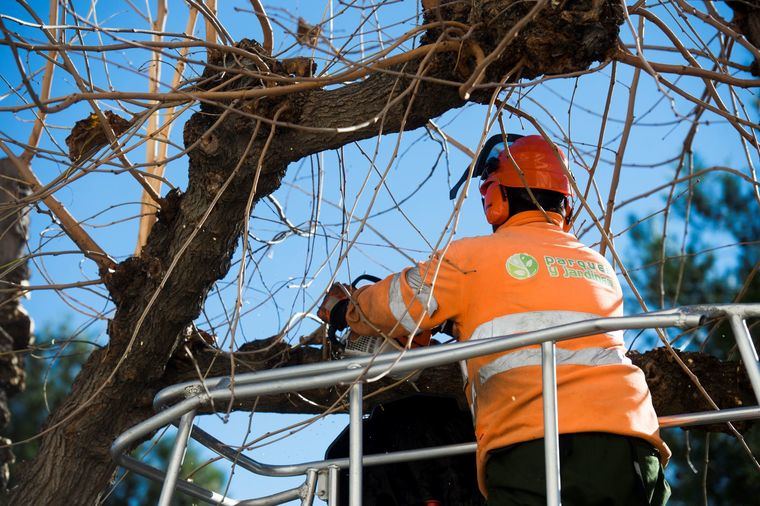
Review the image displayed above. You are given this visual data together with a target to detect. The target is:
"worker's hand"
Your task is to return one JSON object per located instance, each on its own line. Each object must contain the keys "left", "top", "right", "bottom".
{"left": 317, "top": 283, "right": 353, "bottom": 331}
{"left": 329, "top": 299, "right": 349, "bottom": 331}
{"left": 395, "top": 329, "right": 433, "bottom": 348}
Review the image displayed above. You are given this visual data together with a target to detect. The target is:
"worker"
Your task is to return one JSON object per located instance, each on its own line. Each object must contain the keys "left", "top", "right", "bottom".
{"left": 319, "top": 134, "right": 671, "bottom": 505}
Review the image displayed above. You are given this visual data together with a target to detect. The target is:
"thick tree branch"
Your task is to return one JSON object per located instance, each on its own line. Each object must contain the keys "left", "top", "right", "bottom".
{"left": 0, "top": 148, "right": 115, "bottom": 271}
{"left": 162, "top": 341, "right": 757, "bottom": 436}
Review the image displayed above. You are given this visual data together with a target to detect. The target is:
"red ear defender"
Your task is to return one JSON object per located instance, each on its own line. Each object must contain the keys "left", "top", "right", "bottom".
{"left": 479, "top": 174, "right": 510, "bottom": 226}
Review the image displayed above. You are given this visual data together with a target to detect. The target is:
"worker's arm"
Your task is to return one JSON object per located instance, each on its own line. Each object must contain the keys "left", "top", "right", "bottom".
{"left": 344, "top": 246, "right": 467, "bottom": 340}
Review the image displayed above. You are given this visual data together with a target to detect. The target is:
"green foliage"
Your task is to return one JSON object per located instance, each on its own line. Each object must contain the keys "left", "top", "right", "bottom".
{"left": 6, "top": 322, "right": 90, "bottom": 465}
{"left": 627, "top": 173, "right": 759, "bottom": 505}
{"left": 627, "top": 173, "right": 758, "bottom": 310}
{"left": 5, "top": 323, "right": 225, "bottom": 505}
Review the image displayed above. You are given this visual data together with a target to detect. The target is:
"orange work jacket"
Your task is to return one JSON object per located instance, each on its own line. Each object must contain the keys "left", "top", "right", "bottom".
{"left": 345, "top": 210, "right": 670, "bottom": 495}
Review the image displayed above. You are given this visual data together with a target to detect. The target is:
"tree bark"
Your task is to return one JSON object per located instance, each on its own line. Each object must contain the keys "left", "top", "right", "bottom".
{"left": 5, "top": 2, "right": 639, "bottom": 503}
{"left": 728, "top": 0, "right": 760, "bottom": 75}
{"left": 0, "top": 159, "right": 32, "bottom": 491}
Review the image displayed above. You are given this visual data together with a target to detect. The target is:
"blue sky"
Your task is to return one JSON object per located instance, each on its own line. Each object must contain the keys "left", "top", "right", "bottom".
{"left": 1, "top": 0, "right": 757, "bottom": 503}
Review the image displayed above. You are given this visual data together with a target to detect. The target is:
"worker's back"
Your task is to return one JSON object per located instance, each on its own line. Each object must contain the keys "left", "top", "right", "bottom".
{"left": 433, "top": 210, "right": 668, "bottom": 493}
{"left": 443, "top": 210, "right": 623, "bottom": 341}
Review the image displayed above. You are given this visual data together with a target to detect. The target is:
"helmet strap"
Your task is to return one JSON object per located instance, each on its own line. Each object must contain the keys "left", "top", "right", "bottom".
{"left": 497, "top": 185, "right": 511, "bottom": 228}
{"left": 562, "top": 197, "right": 574, "bottom": 232}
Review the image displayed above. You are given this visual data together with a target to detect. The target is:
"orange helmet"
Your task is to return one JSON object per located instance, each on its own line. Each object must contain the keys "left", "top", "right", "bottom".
{"left": 468, "top": 134, "right": 573, "bottom": 228}
{"left": 490, "top": 135, "right": 572, "bottom": 195}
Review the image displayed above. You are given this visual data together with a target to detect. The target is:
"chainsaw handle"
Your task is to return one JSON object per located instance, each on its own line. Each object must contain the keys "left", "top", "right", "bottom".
{"left": 351, "top": 274, "right": 381, "bottom": 288}
{"left": 321, "top": 274, "right": 380, "bottom": 351}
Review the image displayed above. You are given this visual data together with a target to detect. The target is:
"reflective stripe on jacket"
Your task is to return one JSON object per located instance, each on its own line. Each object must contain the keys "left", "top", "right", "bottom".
{"left": 345, "top": 211, "right": 670, "bottom": 496}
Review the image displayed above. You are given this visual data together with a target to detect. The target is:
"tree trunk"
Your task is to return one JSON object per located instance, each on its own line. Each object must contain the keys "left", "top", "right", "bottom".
{"left": 6, "top": 2, "right": 638, "bottom": 503}
{"left": 0, "top": 159, "right": 32, "bottom": 491}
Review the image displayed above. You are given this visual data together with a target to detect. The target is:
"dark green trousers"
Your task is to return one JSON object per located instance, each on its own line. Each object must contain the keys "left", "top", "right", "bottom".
{"left": 486, "top": 433, "right": 670, "bottom": 506}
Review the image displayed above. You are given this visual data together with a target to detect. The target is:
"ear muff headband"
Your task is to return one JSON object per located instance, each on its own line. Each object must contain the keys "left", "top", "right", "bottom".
{"left": 449, "top": 133, "right": 525, "bottom": 200}
{"left": 562, "top": 198, "right": 574, "bottom": 232}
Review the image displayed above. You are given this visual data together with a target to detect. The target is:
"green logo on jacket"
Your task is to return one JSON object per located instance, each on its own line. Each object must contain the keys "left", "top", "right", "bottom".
{"left": 506, "top": 253, "right": 539, "bottom": 280}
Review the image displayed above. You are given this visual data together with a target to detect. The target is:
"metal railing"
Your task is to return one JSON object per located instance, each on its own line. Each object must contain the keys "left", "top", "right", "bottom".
{"left": 111, "top": 304, "right": 760, "bottom": 506}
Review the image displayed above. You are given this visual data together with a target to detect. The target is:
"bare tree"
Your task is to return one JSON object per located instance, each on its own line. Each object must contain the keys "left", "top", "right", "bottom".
{"left": 0, "top": 0, "right": 758, "bottom": 503}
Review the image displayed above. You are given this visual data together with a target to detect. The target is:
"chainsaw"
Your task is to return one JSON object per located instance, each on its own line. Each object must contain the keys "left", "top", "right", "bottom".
{"left": 317, "top": 274, "right": 437, "bottom": 359}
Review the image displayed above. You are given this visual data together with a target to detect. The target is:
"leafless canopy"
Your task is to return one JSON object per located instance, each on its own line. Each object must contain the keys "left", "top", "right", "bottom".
{"left": 0, "top": 0, "right": 758, "bottom": 503}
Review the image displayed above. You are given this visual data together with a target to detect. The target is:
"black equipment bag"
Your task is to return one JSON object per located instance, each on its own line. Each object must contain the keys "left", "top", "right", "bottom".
{"left": 324, "top": 395, "right": 485, "bottom": 506}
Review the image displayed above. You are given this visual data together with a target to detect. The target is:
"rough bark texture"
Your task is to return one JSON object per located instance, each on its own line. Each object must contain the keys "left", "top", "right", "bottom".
{"left": 729, "top": 0, "right": 760, "bottom": 75}
{"left": 14, "top": 2, "right": 740, "bottom": 504}
{"left": 631, "top": 348, "right": 756, "bottom": 433}
{"left": 0, "top": 159, "right": 32, "bottom": 491}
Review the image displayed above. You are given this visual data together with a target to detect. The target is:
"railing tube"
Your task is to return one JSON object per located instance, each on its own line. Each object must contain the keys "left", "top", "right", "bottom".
{"left": 328, "top": 465, "right": 340, "bottom": 506}
{"left": 153, "top": 312, "right": 706, "bottom": 410}
{"left": 236, "top": 487, "right": 301, "bottom": 505}
{"left": 541, "top": 341, "right": 561, "bottom": 506}
{"left": 116, "top": 454, "right": 239, "bottom": 505}
{"left": 301, "top": 468, "right": 318, "bottom": 506}
{"left": 157, "top": 410, "right": 196, "bottom": 506}
{"left": 729, "top": 315, "right": 760, "bottom": 404}
{"left": 349, "top": 382, "right": 363, "bottom": 506}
